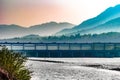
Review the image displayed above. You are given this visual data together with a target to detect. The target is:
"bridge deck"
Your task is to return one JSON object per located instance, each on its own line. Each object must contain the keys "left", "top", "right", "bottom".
{"left": 0, "top": 42, "right": 120, "bottom": 57}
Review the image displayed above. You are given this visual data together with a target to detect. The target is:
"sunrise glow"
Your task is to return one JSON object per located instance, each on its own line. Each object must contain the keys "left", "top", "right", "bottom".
{"left": 0, "top": 0, "right": 120, "bottom": 27}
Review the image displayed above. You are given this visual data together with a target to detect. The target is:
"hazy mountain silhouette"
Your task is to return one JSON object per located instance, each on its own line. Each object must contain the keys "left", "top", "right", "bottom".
{"left": 28, "top": 22, "right": 74, "bottom": 36}
{"left": 0, "top": 24, "right": 27, "bottom": 39}
{"left": 56, "top": 4, "right": 120, "bottom": 36}
{"left": 0, "top": 22, "right": 74, "bottom": 39}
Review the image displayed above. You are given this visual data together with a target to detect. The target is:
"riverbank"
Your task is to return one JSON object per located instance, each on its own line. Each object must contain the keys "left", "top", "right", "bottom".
{"left": 26, "top": 58, "right": 120, "bottom": 80}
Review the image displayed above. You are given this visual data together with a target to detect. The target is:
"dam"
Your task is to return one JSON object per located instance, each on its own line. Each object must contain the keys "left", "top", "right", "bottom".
{"left": 0, "top": 42, "right": 120, "bottom": 57}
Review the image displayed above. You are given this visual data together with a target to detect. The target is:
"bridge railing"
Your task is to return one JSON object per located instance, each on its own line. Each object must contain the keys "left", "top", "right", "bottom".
{"left": 0, "top": 42, "right": 120, "bottom": 51}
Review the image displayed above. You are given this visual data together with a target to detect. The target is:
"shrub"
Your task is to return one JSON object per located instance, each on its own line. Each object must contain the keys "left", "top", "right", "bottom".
{"left": 0, "top": 46, "right": 31, "bottom": 80}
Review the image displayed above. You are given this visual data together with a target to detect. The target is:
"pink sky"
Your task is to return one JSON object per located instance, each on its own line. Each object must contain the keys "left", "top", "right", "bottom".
{"left": 0, "top": 0, "right": 120, "bottom": 27}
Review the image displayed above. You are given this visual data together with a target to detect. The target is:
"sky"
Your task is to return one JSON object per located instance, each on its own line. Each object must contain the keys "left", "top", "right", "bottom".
{"left": 0, "top": 0, "right": 120, "bottom": 27}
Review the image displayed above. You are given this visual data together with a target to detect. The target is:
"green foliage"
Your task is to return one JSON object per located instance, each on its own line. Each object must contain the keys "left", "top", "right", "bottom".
{"left": 0, "top": 46, "right": 31, "bottom": 80}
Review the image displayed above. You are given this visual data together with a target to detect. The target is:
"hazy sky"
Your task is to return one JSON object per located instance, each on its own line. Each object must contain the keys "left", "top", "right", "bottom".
{"left": 0, "top": 0, "right": 120, "bottom": 27}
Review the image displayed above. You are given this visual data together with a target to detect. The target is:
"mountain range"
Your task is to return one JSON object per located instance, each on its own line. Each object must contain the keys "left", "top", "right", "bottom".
{"left": 1, "top": 4, "right": 120, "bottom": 43}
{"left": 56, "top": 4, "right": 120, "bottom": 36}
{"left": 0, "top": 22, "right": 74, "bottom": 39}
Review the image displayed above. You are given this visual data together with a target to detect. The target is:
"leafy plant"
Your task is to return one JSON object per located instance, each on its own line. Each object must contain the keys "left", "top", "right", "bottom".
{"left": 0, "top": 46, "right": 31, "bottom": 80}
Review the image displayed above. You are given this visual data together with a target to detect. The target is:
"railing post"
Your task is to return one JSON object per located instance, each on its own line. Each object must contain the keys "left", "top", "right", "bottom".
{"left": 46, "top": 43, "right": 48, "bottom": 50}
{"left": 90, "top": 43, "right": 93, "bottom": 50}
{"left": 23, "top": 43, "right": 25, "bottom": 51}
{"left": 57, "top": 43, "right": 60, "bottom": 50}
{"left": 80, "top": 43, "right": 82, "bottom": 50}
{"left": 92, "top": 43, "right": 94, "bottom": 50}
{"left": 103, "top": 43, "right": 106, "bottom": 50}
{"left": 46, "top": 43, "right": 49, "bottom": 57}
{"left": 114, "top": 43, "right": 116, "bottom": 50}
{"left": 57, "top": 43, "right": 61, "bottom": 57}
{"left": 11, "top": 43, "right": 13, "bottom": 50}
{"left": 35, "top": 44, "right": 37, "bottom": 50}
{"left": 69, "top": 43, "right": 71, "bottom": 50}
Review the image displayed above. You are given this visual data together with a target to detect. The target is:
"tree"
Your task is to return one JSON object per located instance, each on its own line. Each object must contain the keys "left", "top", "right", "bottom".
{"left": 0, "top": 46, "right": 31, "bottom": 80}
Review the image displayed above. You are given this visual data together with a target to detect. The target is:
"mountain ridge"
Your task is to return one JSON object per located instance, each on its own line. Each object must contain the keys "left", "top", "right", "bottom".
{"left": 0, "top": 22, "right": 75, "bottom": 39}
{"left": 56, "top": 4, "right": 120, "bottom": 36}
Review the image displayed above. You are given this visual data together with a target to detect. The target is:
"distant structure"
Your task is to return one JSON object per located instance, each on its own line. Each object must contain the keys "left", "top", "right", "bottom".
{"left": 0, "top": 42, "right": 120, "bottom": 57}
